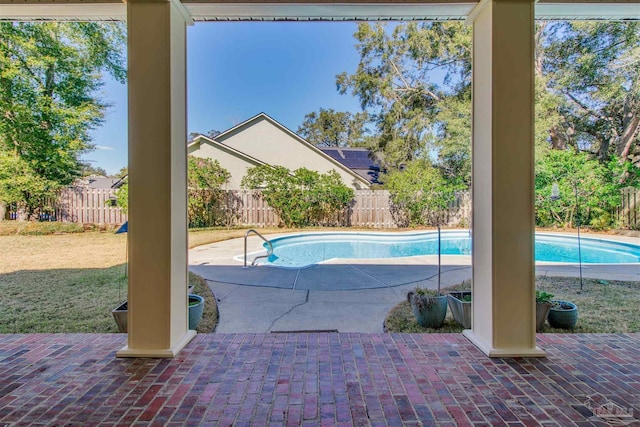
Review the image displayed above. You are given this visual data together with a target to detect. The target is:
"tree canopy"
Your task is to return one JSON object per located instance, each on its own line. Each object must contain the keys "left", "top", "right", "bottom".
{"left": 0, "top": 22, "right": 126, "bottom": 217}
{"left": 297, "top": 108, "right": 369, "bottom": 148}
{"left": 336, "top": 22, "right": 472, "bottom": 185}
{"left": 535, "top": 22, "right": 640, "bottom": 165}
{"left": 332, "top": 21, "right": 639, "bottom": 228}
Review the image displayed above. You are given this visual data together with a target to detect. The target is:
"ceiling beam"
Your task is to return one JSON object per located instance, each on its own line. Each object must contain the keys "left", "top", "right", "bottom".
{"left": 0, "top": 0, "right": 638, "bottom": 21}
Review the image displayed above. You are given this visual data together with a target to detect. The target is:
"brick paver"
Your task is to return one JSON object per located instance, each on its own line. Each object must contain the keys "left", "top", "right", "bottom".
{"left": 1, "top": 333, "right": 639, "bottom": 426}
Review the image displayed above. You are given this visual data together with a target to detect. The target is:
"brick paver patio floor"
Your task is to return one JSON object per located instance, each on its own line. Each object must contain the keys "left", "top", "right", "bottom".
{"left": 1, "top": 333, "right": 639, "bottom": 426}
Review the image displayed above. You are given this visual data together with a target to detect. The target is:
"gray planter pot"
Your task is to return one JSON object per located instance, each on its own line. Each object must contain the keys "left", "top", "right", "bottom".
{"left": 408, "top": 292, "right": 448, "bottom": 328}
{"left": 535, "top": 302, "right": 552, "bottom": 332}
{"left": 188, "top": 294, "right": 205, "bottom": 330}
{"left": 447, "top": 292, "right": 471, "bottom": 329}
{"left": 112, "top": 294, "right": 204, "bottom": 333}
{"left": 111, "top": 301, "right": 128, "bottom": 333}
{"left": 548, "top": 300, "right": 578, "bottom": 329}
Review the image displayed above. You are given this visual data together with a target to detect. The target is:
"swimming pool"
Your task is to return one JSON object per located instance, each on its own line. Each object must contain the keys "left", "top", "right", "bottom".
{"left": 260, "top": 231, "right": 640, "bottom": 267}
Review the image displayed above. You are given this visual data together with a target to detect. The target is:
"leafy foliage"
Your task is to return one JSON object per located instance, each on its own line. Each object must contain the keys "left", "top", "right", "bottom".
{"left": 242, "top": 166, "right": 354, "bottom": 227}
{"left": 536, "top": 22, "right": 640, "bottom": 166}
{"left": 188, "top": 157, "right": 231, "bottom": 228}
{"left": 0, "top": 22, "right": 126, "bottom": 217}
{"left": 337, "top": 22, "right": 472, "bottom": 183}
{"left": 297, "top": 109, "right": 369, "bottom": 147}
{"left": 407, "top": 288, "right": 441, "bottom": 309}
{"left": 115, "top": 182, "right": 128, "bottom": 214}
{"left": 534, "top": 149, "right": 634, "bottom": 229}
{"left": 384, "top": 160, "right": 456, "bottom": 227}
{"left": 80, "top": 164, "right": 108, "bottom": 177}
{"left": 115, "top": 157, "right": 231, "bottom": 228}
{"left": 535, "top": 290, "right": 554, "bottom": 304}
{"left": 336, "top": 21, "right": 639, "bottom": 229}
{"left": 0, "top": 151, "right": 58, "bottom": 218}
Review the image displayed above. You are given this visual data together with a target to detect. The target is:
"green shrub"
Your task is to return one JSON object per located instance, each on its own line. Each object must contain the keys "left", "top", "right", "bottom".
{"left": 384, "top": 160, "right": 458, "bottom": 227}
{"left": 187, "top": 157, "right": 231, "bottom": 228}
{"left": 242, "top": 166, "right": 354, "bottom": 227}
{"left": 535, "top": 150, "right": 637, "bottom": 229}
{"left": 114, "top": 156, "right": 232, "bottom": 228}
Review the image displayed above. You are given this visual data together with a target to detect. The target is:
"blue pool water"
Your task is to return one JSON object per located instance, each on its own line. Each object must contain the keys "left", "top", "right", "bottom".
{"left": 263, "top": 231, "right": 640, "bottom": 267}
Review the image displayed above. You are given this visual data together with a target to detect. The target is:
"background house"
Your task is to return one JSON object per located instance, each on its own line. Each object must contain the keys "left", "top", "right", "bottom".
{"left": 75, "top": 175, "right": 121, "bottom": 189}
{"left": 319, "top": 147, "right": 383, "bottom": 185}
{"left": 188, "top": 113, "right": 373, "bottom": 190}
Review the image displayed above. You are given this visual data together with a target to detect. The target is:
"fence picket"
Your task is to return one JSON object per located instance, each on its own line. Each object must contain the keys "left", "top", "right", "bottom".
{"left": 5, "top": 187, "right": 486, "bottom": 229}
{"left": 618, "top": 187, "right": 639, "bottom": 230}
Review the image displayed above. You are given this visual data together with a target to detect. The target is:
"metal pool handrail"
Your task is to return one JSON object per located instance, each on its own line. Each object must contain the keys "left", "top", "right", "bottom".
{"left": 244, "top": 229, "right": 273, "bottom": 267}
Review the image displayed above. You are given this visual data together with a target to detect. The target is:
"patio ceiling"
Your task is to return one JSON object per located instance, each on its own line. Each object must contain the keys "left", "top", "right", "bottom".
{"left": 0, "top": 0, "right": 638, "bottom": 21}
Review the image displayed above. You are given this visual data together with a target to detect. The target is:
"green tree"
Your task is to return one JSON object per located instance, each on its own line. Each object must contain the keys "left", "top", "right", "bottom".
{"left": 297, "top": 109, "right": 369, "bottom": 147}
{"left": 337, "top": 22, "right": 472, "bottom": 182}
{"left": 339, "top": 21, "right": 640, "bottom": 189}
{"left": 242, "top": 166, "right": 354, "bottom": 227}
{"left": 115, "top": 156, "right": 231, "bottom": 227}
{"left": 115, "top": 167, "right": 128, "bottom": 178}
{"left": 0, "top": 151, "right": 56, "bottom": 219}
{"left": 0, "top": 22, "right": 126, "bottom": 218}
{"left": 534, "top": 149, "right": 632, "bottom": 229}
{"left": 535, "top": 22, "right": 640, "bottom": 169}
{"left": 188, "top": 129, "right": 221, "bottom": 144}
{"left": 384, "top": 160, "right": 456, "bottom": 227}
{"left": 115, "top": 182, "right": 128, "bottom": 214}
{"left": 187, "top": 157, "right": 231, "bottom": 228}
{"left": 80, "top": 164, "right": 108, "bottom": 177}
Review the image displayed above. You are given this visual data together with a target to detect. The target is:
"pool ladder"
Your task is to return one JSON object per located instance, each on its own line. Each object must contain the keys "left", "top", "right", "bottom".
{"left": 244, "top": 229, "right": 274, "bottom": 267}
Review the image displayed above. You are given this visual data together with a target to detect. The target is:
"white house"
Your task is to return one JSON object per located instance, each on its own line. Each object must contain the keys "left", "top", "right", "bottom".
{"left": 188, "top": 113, "right": 371, "bottom": 190}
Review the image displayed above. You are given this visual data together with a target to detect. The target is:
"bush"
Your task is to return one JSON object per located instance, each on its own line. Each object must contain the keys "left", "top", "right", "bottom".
{"left": 384, "top": 160, "right": 458, "bottom": 227}
{"left": 534, "top": 149, "right": 634, "bottom": 229}
{"left": 187, "top": 157, "right": 231, "bottom": 228}
{"left": 242, "top": 166, "right": 354, "bottom": 227}
{"left": 114, "top": 156, "right": 232, "bottom": 228}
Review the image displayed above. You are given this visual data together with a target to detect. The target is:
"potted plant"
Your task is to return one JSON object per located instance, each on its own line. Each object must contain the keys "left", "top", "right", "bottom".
{"left": 535, "top": 290, "right": 554, "bottom": 332}
{"left": 188, "top": 294, "right": 205, "bottom": 330}
{"left": 447, "top": 291, "right": 471, "bottom": 329}
{"left": 407, "top": 288, "right": 448, "bottom": 328}
{"left": 548, "top": 300, "right": 578, "bottom": 329}
{"left": 112, "top": 293, "right": 205, "bottom": 332}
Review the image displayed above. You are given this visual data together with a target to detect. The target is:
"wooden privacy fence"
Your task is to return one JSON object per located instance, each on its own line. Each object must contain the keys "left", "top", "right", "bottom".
{"left": 6, "top": 188, "right": 471, "bottom": 228}
{"left": 7, "top": 188, "right": 128, "bottom": 224}
{"left": 223, "top": 190, "right": 400, "bottom": 228}
{"left": 617, "top": 187, "right": 639, "bottom": 230}
{"left": 224, "top": 190, "right": 471, "bottom": 229}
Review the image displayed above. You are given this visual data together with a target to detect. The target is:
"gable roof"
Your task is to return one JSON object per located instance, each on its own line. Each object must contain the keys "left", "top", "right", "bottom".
{"left": 188, "top": 134, "right": 268, "bottom": 168}
{"left": 211, "top": 113, "right": 371, "bottom": 187}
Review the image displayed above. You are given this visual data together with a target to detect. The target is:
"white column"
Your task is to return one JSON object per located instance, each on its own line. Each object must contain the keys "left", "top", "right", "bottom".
{"left": 464, "top": 0, "right": 545, "bottom": 357}
{"left": 117, "top": 0, "right": 195, "bottom": 357}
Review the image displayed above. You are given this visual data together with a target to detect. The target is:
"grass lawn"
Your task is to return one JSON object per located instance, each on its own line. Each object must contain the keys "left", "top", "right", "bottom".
{"left": 0, "top": 224, "right": 332, "bottom": 333}
{"left": 385, "top": 277, "right": 640, "bottom": 333}
{"left": 3, "top": 222, "right": 639, "bottom": 334}
{"left": 0, "top": 227, "right": 264, "bottom": 334}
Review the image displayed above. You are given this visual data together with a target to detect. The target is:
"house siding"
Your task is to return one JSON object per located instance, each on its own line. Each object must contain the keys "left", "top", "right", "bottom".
{"left": 214, "top": 117, "right": 369, "bottom": 190}
{"left": 188, "top": 140, "right": 261, "bottom": 189}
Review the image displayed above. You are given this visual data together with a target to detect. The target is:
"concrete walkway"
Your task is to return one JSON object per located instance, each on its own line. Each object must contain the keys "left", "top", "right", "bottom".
{"left": 188, "top": 231, "right": 640, "bottom": 333}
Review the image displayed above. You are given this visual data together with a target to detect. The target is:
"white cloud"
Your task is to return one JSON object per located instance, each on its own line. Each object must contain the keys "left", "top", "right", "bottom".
{"left": 95, "top": 145, "right": 115, "bottom": 151}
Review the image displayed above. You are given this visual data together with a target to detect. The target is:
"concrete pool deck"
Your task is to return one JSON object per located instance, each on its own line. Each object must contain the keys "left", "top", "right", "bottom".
{"left": 188, "top": 231, "right": 640, "bottom": 333}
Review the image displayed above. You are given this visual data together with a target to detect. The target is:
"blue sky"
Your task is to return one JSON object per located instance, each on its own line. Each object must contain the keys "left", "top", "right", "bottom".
{"left": 84, "top": 22, "right": 364, "bottom": 175}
